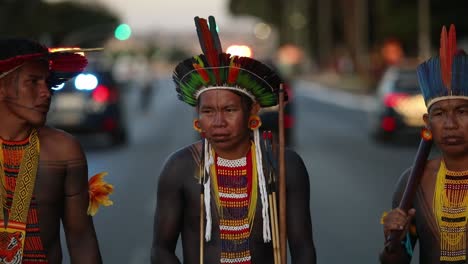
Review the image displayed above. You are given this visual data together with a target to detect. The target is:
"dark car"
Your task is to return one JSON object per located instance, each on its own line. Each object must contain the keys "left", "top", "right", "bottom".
{"left": 259, "top": 84, "right": 295, "bottom": 147}
{"left": 368, "top": 64, "right": 426, "bottom": 142}
{"left": 47, "top": 67, "right": 127, "bottom": 146}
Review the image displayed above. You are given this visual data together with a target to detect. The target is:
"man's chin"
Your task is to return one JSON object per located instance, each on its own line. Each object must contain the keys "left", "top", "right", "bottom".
{"left": 209, "top": 138, "right": 235, "bottom": 149}
{"left": 440, "top": 144, "right": 468, "bottom": 158}
{"left": 29, "top": 118, "right": 46, "bottom": 128}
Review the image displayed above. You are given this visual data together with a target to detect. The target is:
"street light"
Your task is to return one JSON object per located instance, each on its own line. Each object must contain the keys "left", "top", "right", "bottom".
{"left": 114, "top": 24, "right": 132, "bottom": 41}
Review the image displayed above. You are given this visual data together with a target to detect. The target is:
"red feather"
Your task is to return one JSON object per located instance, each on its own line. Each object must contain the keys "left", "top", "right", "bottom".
{"left": 50, "top": 53, "right": 87, "bottom": 72}
{"left": 447, "top": 24, "right": 457, "bottom": 92}
{"left": 440, "top": 26, "right": 448, "bottom": 88}
{"left": 198, "top": 18, "right": 220, "bottom": 84}
{"left": 193, "top": 63, "right": 210, "bottom": 83}
{"left": 227, "top": 61, "right": 240, "bottom": 84}
{"left": 0, "top": 53, "right": 44, "bottom": 72}
{"left": 439, "top": 24, "right": 457, "bottom": 90}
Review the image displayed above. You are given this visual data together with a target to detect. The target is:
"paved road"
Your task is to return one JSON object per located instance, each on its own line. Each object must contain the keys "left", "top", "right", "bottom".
{"left": 59, "top": 78, "right": 425, "bottom": 263}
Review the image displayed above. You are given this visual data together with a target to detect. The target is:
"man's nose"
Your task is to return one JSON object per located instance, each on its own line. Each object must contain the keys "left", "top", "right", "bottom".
{"left": 213, "top": 111, "right": 226, "bottom": 126}
{"left": 444, "top": 112, "right": 459, "bottom": 129}
{"left": 39, "top": 82, "right": 51, "bottom": 99}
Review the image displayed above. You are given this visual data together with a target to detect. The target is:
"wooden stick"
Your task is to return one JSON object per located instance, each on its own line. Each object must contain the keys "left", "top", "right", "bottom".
{"left": 200, "top": 194, "right": 204, "bottom": 264}
{"left": 269, "top": 193, "right": 280, "bottom": 264}
{"left": 264, "top": 131, "right": 281, "bottom": 264}
{"left": 199, "top": 140, "right": 205, "bottom": 264}
{"left": 272, "top": 190, "right": 281, "bottom": 263}
{"left": 278, "top": 84, "right": 287, "bottom": 263}
{"left": 385, "top": 129, "right": 432, "bottom": 252}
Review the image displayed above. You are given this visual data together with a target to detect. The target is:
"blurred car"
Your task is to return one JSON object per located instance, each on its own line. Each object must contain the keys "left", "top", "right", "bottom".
{"left": 47, "top": 67, "right": 127, "bottom": 146}
{"left": 368, "top": 64, "right": 426, "bottom": 142}
{"left": 259, "top": 84, "right": 295, "bottom": 147}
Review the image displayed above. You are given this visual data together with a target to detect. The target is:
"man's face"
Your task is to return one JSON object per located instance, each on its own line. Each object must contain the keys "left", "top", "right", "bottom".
{"left": 197, "top": 89, "right": 257, "bottom": 153}
{"left": 0, "top": 60, "right": 51, "bottom": 127}
{"left": 424, "top": 99, "right": 468, "bottom": 158}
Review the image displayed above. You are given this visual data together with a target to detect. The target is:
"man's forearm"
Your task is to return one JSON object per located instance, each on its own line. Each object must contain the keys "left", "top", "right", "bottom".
{"left": 68, "top": 238, "right": 102, "bottom": 264}
{"left": 379, "top": 244, "right": 411, "bottom": 264}
{"left": 291, "top": 242, "right": 316, "bottom": 264}
{"left": 151, "top": 246, "right": 182, "bottom": 264}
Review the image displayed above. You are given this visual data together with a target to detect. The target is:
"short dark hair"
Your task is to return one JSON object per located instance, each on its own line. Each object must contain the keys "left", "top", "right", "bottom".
{"left": 0, "top": 38, "right": 46, "bottom": 61}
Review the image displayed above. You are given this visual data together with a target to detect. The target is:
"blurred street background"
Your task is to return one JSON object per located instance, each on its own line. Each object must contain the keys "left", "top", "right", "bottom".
{"left": 2, "top": 0, "right": 468, "bottom": 263}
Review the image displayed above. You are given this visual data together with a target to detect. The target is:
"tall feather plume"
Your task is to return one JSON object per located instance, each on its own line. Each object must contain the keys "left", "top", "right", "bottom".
{"left": 208, "top": 16, "right": 222, "bottom": 53}
{"left": 440, "top": 26, "right": 448, "bottom": 88}
{"left": 174, "top": 16, "right": 286, "bottom": 107}
{"left": 439, "top": 24, "right": 457, "bottom": 92}
{"left": 194, "top": 16, "right": 222, "bottom": 84}
{"left": 227, "top": 56, "right": 240, "bottom": 84}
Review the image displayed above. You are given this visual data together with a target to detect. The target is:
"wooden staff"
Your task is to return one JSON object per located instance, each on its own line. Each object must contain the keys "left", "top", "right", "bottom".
{"left": 199, "top": 139, "right": 205, "bottom": 264}
{"left": 268, "top": 179, "right": 280, "bottom": 264}
{"left": 264, "top": 131, "right": 281, "bottom": 264}
{"left": 278, "top": 84, "right": 287, "bottom": 263}
{"left": 271, "top": 173, "right": 281, "bottom": 263}
{"left": 199, "top": 193, "right": 204, "bottom": 264}
{"left": 385, "top": 128, "right": 433, "bottom": 253}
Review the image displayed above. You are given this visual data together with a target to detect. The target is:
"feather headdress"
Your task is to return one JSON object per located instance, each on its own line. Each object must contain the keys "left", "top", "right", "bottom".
{"left": 417, "top": 24, "right": 468, "bottom": 108}
{"left": 0, "top": 38, "right": 91, "bottom": 88}
{"left": 173, "top": 16, "right": 285, "bottom": 107}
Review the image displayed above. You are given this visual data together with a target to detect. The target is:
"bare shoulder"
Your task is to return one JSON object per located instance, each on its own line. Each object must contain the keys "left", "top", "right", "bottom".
{"left": 283, "top": 148, "right": 310, "bottom": 187}
{"left": 284, "top": 148, "right": 307, "bottom": 169}
{"left": 164, "top": 141, "right": 201, "bottom": 166}
{"left": 285, "top": 148, "right": 302, "bottom": 160}
{"left": 425, "top": 158, "right": 442, "bottom": 175}
{"left": 37, "top": 126, "right": 85, "bottom": 161}
{"left": 392, "top": 157, "right": 442, "bottom": 206}
{"left": 158, "top": 141, "right": 202, "bottom": 186}
{"left": 397, "top": 157, "right": 441, "bottom": 185}
{"left": 420, "top": 157, "right": 442, "bottom": 186}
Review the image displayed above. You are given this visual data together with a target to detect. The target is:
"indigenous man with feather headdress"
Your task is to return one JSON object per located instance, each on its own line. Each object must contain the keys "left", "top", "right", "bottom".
{"left": 380, "top": 25, "right": 468, "bottom": 264}
{"left": 151, "top": 16, "right": 316, "bottom": 264}
{"left": 0, "top": 38, "right": 111, "bottom": 263}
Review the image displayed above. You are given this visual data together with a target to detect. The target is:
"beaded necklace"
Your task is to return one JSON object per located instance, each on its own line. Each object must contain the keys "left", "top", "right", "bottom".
{"left": 210, "top": 144, "right": 258, "bottom": 264}
{"left": 0, "top": 129, "right": 42, "bottom": 263}
{"left": 434, "top": 160, "right": 468, "bottom": 263}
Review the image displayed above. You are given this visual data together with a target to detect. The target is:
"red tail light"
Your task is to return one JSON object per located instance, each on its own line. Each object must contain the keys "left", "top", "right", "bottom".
{"left": 381, "top": 116, "right": 396, "bottom": 132}
{"left": 383, "top": 93, "right": 408, "bottom": 108}
{"left": 92, "top": 85, "right": 110, "bottom": 103}
{"left": 103, "top": 117, "right": 117, "bottom": 131}
{"left": 91, "top": 85, "right": 119, "bottom": 103}
{"left": 284, "top": 115, "right": 294, "bottom": 129}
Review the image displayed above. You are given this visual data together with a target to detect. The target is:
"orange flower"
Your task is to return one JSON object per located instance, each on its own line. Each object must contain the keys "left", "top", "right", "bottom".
{"left": 87, "top": 172, "right": 114, "bottom": 216}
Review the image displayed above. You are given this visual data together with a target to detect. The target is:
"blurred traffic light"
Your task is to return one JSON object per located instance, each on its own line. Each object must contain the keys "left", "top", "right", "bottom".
{"left": 114, "top": 24, "right": 132, "bottom": 41}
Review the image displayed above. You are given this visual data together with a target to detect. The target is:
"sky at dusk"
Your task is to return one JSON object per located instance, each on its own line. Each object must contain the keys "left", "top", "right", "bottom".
{"left": 72, "top": 0, "right": 256, "bottom": 34}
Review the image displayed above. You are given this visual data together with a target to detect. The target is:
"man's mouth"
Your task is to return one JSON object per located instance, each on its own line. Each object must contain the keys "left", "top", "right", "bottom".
{"left": 442, "top": 136, "right": 464, "bottom": 145}
{"left": 211, "top": 134, "right": 230, "bottom": 141}
{"left": 35, "top": 104, "right": 50, "bottom": 113}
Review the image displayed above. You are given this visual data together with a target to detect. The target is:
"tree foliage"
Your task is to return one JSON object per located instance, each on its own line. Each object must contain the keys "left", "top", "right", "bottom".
{"left": 229, "top": 0, "right": 468, "bottom": 57}
{"left": 229, "top": 0, "right": 283, "bottom": 27}
{"left": 0, "top": 0, "right": 120, "bottom": 47}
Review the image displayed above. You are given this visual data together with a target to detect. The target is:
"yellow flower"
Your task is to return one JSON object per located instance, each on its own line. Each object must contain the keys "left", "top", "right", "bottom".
{"left": 380, "top": 211, "right": 388, "bottom": 224}
{"left": 87, "top": 172, "right": 114, "bottom": 216}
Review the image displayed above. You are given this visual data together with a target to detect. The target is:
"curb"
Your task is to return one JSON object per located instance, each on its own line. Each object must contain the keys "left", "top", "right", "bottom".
{"left": 294, "top": 79, "right": 377, "bottom": 112}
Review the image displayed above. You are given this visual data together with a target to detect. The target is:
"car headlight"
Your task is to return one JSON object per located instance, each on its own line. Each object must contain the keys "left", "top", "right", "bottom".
{"left": 51, "top": 83, "right": 65, "bottom": 91}
{"left": 75, "top": 73, "right": 98, "bottom": 91}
